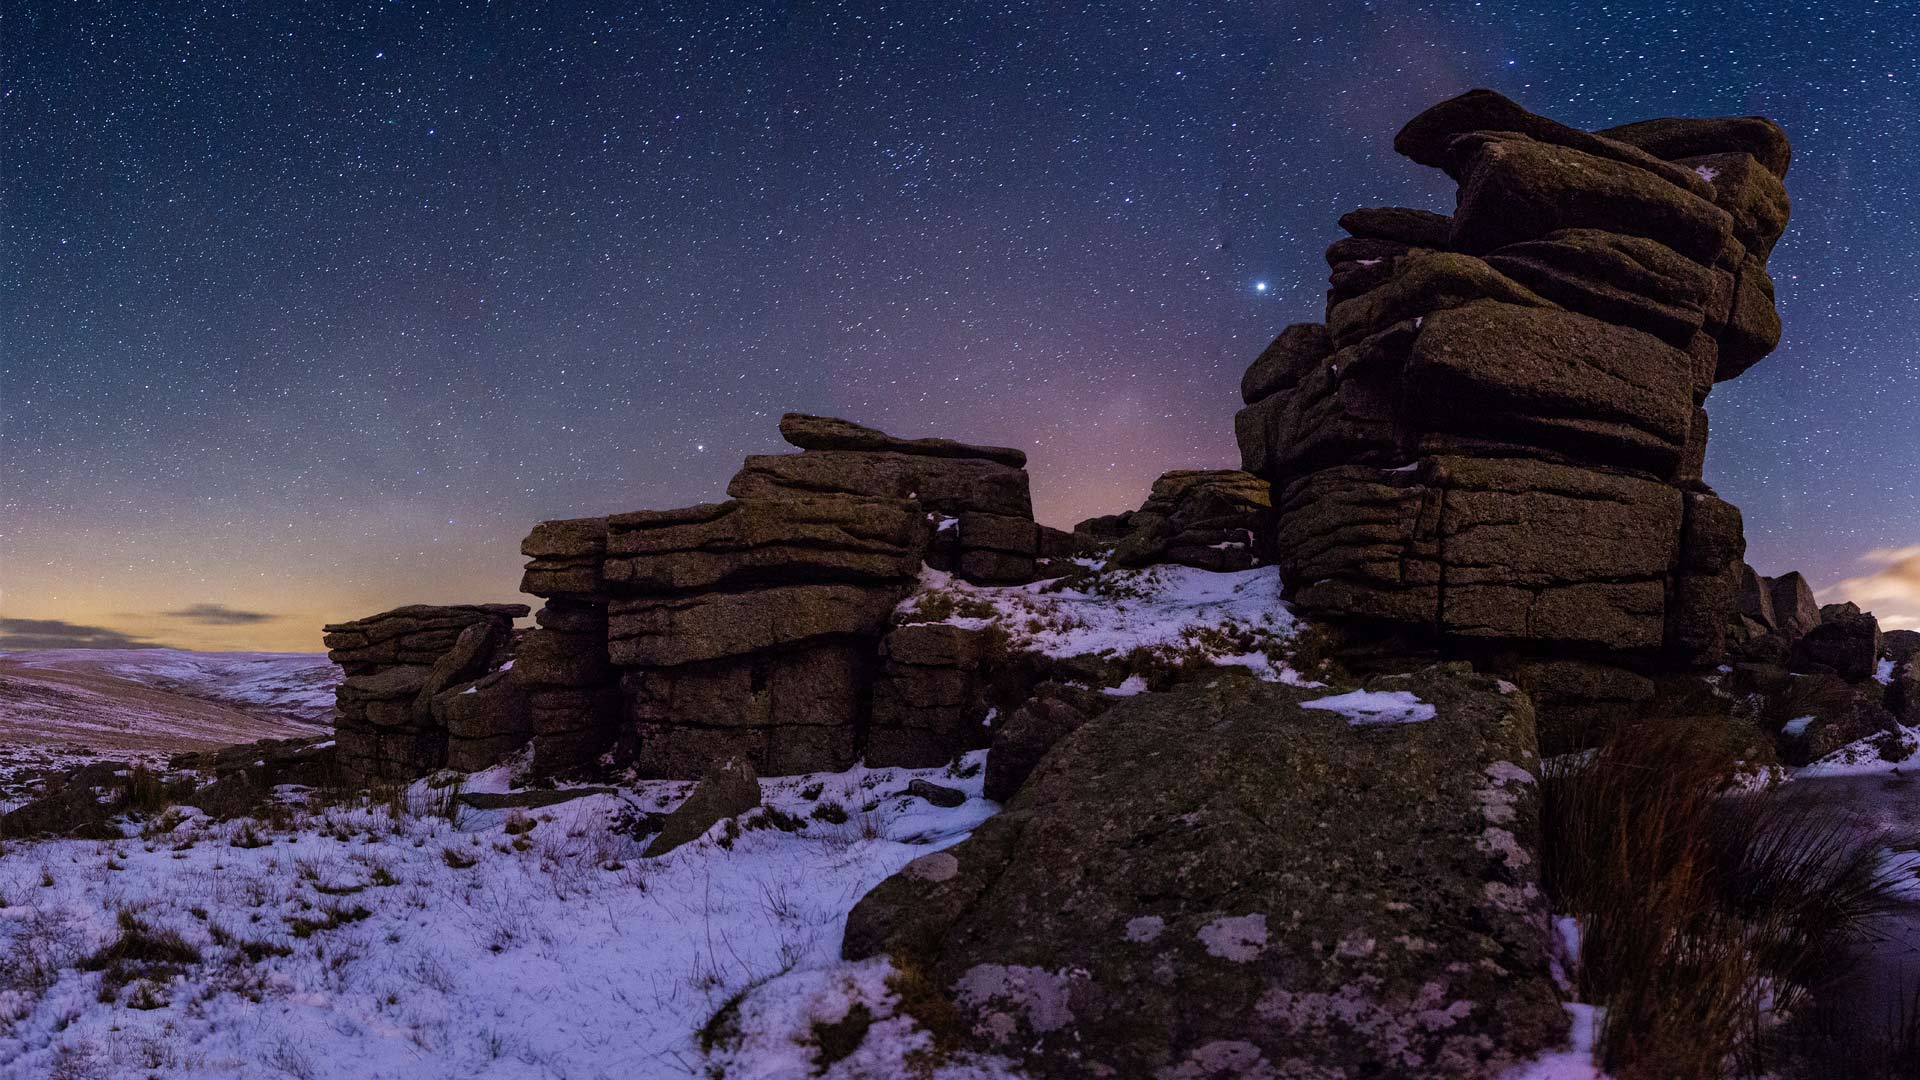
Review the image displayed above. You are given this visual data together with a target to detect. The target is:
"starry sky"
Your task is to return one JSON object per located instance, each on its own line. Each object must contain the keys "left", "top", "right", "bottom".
{"left": 3, "top": 0, "right": 1916, "bottom": 652}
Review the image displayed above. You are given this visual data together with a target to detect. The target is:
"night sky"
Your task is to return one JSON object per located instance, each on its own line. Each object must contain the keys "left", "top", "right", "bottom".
{"left": 3, "top": 1, "right": 1916, "bottom": 652}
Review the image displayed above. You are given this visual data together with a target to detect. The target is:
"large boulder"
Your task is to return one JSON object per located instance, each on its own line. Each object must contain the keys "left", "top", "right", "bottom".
{"left": 1793, "top": 602, "right": 1884, "bottom": 683}
{"left": 1767, "top": 571, "right": 1822, "bottom": 643}
{"left": 1446, "top": 133, "right": 1732, "bottom": 263}
{"left": 867, "top": 623, "right": 1001, "bottom": 768}
{"left": 644, "top": 757, "right": 762, "bottom": 857}
{"left": 982, "top": 683, "right": 1112, "bottom": 802}
{"left": 519, "top": 517, "right": 609, "bottom": 600}
{"left": 436, "top": 669, "right": 534, "bottom": 772}
{"left": 1395, "top": 88, "right": 1718, "bottom": 199}
{"left": 1108, "top": 470, "right": 1272, "bottom": 572}
{"left": 1595, "top": 114, "right": 1792, "bottom": 179}
{"left": 1885, "top": 630, "right": 1920, "bottom": 667}
{"left": 844, "top": 667, "right": 1565, "bottom": 1078}
{"left": 322, "top": 603, "right": 527, "bottom": 672}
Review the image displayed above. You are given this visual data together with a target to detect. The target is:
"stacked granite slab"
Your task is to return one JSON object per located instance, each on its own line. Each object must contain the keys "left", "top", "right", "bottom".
{"left": 1234, "top": 90, "right": 1792, "bottom": 748}
{"left": 323, "top": 604, "right": 527, "bottom": 783}
{"left": 730, "top": 414, "right": 1040, "bottom": 584}
{"left": 515, "top": 516, "right": 622, "bottom": 773}
{"left": 606, "top": 494, "right": 929, "bottom": 776}
{"left": 509, "top": 414, "right": 1042, "bottom": 778}
{"left": 1083, "top": 469, "right": 1273, "bottom": 572}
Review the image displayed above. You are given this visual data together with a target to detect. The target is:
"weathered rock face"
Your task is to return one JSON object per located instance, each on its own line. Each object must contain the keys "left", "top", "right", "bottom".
{"left": 324, "top": 604, "right": 526, "bottom": 783}
{"left": 1792, "top": 602, "right": 1884, "bottom": 682}
{"left": 490, "top": 414, "right": 1045, "bottom": 779}
{"left": 1885, "top": 630, "right": 1920, "bottom": 667}
{"left": 1235, "top": 90, "right": 1791, "bottom": 744}
{"left": 845, "top": 667, "right": 1564, "bottom": 1077}
{"left": 1098, "top": 470, "right": 1272, "bottom": 573}
{"left": 644, "top": 756, "right": 761, "bottom": 857}
{"left": 867, "top": 623, "right": 1000, "bottom": 768}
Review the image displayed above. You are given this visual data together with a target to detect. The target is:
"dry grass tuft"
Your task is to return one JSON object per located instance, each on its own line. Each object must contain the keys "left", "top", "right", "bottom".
{"left": 1541, "top": 713, "right": 1907, "bottom": 1079}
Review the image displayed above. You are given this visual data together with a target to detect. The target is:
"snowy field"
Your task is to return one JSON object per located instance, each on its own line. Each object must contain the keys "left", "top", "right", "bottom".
{"left": 0, "top": 753, "right": 1022, "bottom": 1080}
{"left": 0, "top": 650, "right": 337, "bottom": 725}
{"left": 0, "top": 651, "right": 336, "bottom": 810}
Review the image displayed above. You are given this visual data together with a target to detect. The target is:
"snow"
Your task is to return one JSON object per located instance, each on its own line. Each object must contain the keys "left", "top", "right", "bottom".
{"left": 1876, "top": 658, "right": 1896, "bottom": 685}
{"left": 1499, "top": 1003, "right": 1610, "bottom": 1080}
{"left": 1101, "top": 675, "right": 1149, "bottom": 697}
{"left": 1299, "top": 689, "right": 1435, "bottom": 726}
{"left": 1694, "top": 164, "right": 1720, "bottom": 181}
{"left": 0, "top": 753, "right": 1024, "bottom": 1079}
{"left": 1781, "top": 714, "right": 1815, "bottom": 737}
{"left": 1796, "top": 722, "right": 1920, "bottom": 777}
{"left": 897, "top": 564, "right": 1315, "bottom": 687}
{"left": 1, "top": 648, "right": 337, "bottom": 724}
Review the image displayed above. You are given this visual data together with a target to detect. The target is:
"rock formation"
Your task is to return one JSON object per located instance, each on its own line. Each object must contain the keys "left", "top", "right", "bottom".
{"left": 1234, "top": 89, "right": 1792, "bottom": 749}
{"left": 323, "top": 603, "right": 527, "bottom": 783}
{"left": 1077, "top": 469, "right": 1272, "bottom": 572}
{"left": 503, "top": 414, "right": 1045, "bottom": 779}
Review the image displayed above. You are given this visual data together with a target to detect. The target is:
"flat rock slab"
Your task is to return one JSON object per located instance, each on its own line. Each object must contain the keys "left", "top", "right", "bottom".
{"left": 779, "top": 412, "right": 1027, "bottom": 468}
{"left": 844, "top": 665, "right": 1566, "bottom": 1079}
{"left": 456, "top": 787, "right": 617, "bottom": 811}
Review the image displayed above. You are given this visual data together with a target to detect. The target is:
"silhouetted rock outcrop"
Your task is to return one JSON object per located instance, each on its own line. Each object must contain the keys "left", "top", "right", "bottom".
{"left": 1233, "top": 89, "right": 1792, "bottom": 748}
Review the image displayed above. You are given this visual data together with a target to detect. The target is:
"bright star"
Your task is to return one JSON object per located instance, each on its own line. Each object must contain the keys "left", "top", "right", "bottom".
{"left": 1254, "top": 281, "right": 1269, "bottom": 293}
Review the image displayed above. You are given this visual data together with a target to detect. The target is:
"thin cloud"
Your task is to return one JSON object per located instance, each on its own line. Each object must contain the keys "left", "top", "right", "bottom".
{"left": 161, "top": 603, "right": 278, "bottom": 626}
{"left": 1821, "top": 546, "right": 1920, "bottom": 626}
{"left": 0, "top": 618, "right": 163, "bottom": 650}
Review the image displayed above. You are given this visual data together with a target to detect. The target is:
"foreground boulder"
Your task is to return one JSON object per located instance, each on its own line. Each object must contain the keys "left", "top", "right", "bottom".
{"left": 844, "top": 666, "right": 1564, "bottom": 1078}
{"left": 644, "top": 757, "right": 761, "bottom": 856}
{"left": 1792, "top": 602, "right": 1883, "bottom": 682}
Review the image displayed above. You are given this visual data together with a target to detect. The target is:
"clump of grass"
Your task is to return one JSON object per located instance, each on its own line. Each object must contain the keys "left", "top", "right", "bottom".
{"left": 285, "top": 904, "right": 370, "bottom": 939}
{"left": 1541, "top": 713, "right": 1909, "bottom": 1079}
{"left": 83, "top": 909, "right": 200, "bottom": 971}
{"left": 229, "top": 821, "right": 270, "bottom": 849}
{"left": 744, "top": 806, "right": 806, "bottom": 833}
{"left": 441, "top": 847, "right": 477, "bottom": 869}
{"left": 83, "top": 908, "right": 201, "bottom": 1003}
{"left": 898, "top": 587, "right": 998, "bottom": 625}
{"left": 809, "top": 1002, "right": 874, "bottom": 1070}
{"left": 888, "top": 962, "right": 969, "bottom": 1066}
{"left": 810, "top": 801, "right": 849, "bottom": 825}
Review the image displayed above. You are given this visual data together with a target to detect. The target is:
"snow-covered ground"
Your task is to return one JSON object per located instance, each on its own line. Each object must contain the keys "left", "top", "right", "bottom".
{"left": 900, "top": 563, "right": 1316, "bottom": 685}
{"left": 0, "top": 753, "right": 1022, "bottom": 1080}
{"left": 0, "top": 649, "right": 337, "bottom": 724}
{"left": 0, "top": 650, "right": 335, "bottom": 803}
